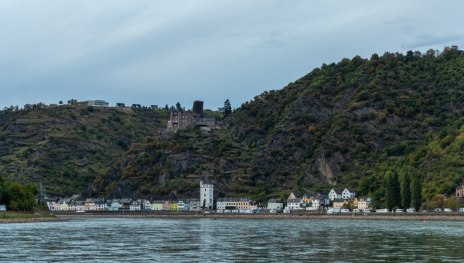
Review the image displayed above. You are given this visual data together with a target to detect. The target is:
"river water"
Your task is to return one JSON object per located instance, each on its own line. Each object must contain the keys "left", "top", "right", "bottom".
{"left": 1, "top": 218, "right": 463, "bottom": 262}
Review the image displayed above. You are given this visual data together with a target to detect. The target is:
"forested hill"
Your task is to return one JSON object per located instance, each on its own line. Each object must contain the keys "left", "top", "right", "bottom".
{"left": 97, "top": 47, "right": 464, "bottom": 202}
{"left": 2, "top": 47, "right": 464, "bottom": 204}
{"left": 0, "top": 106, "right": 169, "bottom": 196}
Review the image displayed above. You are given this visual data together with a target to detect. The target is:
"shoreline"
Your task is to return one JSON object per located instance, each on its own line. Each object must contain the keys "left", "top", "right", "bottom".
{"left": 0, "top": 216, "right": 65, "bottom": 224}
{"left": 53, "top": 211, "right": 464, "bottom": 221}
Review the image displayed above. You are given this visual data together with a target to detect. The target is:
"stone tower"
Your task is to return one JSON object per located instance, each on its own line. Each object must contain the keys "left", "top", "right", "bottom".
{"left": 193, "top": 100, "right": 204, "bottom": 115}
{"left": 200, "top": 180, "right": 214, "bottom": 209}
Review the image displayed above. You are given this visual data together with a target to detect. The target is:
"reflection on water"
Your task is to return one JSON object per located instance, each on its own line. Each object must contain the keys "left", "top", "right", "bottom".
{"left": 1, "top": 218, "right": 464, "bottom": 262}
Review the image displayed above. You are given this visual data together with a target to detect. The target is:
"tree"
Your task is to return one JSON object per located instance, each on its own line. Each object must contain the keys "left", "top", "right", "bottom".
{"left": 59, "top": 100, "right": 63, "bottom": 105}
{"left": 175, "top": 102, "right": 182, "bottom": 111}
{"left": 401, "top": 173, "right": 411, "bottom": 209}
{"left": 444, "top": 196, "right": 460, "bottom": 210}
{"left": 384, "top": 170, "right": 401, "bottom": 210}
{"left": 411, "top": 175, "right": 422, "bottom": 211}
{"left": 223, "top": 99, "right": 232, "bottom": 117}
{"left": 6, "top": 182, "right": 37, "bottom": 211}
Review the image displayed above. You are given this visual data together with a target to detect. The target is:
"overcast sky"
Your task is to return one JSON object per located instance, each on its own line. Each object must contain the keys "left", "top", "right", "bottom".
{"left": 1, "top": 0, "right": 464, "bottom": 110}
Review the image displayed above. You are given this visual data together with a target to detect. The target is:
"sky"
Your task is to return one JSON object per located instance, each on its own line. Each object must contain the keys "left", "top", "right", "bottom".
{"left": 1, "top": 0, "right": 464, "bottom": 110}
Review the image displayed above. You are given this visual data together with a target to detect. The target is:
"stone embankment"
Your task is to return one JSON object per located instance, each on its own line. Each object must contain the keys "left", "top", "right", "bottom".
{"left": 53, "top": 211, "right": 464, "bottom": 221}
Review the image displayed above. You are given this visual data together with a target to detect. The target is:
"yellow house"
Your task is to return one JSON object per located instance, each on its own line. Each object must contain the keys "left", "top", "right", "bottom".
{"left": 302, "top": 195, "right": 313, "bottom": 204}
{"left": 170, "top": 202, "right": 178, "bottom": 210}
{"left": 333, "top": 199, "right": 346, "bottom": 209}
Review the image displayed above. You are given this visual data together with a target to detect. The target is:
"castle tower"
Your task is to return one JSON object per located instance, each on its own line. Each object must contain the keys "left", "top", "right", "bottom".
{"left": 200, "top": 180, "right": 214, "bottom": 209}
{"left": 193, "top": 100, "right": 204, "bottom": 115}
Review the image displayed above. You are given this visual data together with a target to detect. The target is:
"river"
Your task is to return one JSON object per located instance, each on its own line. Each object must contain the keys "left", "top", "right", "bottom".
{"left": 1, "top": 218, "right": 463, "bottom": 262}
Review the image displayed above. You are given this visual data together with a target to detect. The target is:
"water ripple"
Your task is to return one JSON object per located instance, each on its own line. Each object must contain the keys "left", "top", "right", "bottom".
{"left": 0, "top": 218, "right": 464, "bottom": 262}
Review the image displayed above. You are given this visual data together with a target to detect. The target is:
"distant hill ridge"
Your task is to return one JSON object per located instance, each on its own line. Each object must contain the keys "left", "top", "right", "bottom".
{"left": 2, "top": 47, "right": 464, "bottom": 204}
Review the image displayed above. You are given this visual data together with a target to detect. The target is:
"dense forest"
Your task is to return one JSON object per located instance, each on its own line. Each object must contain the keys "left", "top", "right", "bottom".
{"left": 2, "top": 47, "right": 464, "bottom": 208}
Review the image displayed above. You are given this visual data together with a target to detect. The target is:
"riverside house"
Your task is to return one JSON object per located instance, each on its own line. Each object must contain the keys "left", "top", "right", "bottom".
{"left": 356, "top": 197, "right": 371, "bottom": 210}
{"left": 119, "top": 198, "right": 132, "bottom": 211}
{"left": 130, "top": 200, "right": 142, "bottom": 211}
{"left": 142, "top": 200, "right": 151, "bottom": 210}
{"left": 287, "top": 198, "right": 304, "bottom": 210}
{"left": 267, "top": 199, "right": 284, "bottom": 211}
{"left": 109, "top": 200, "right": 122, "bottom": 211}
{"left": 342, "top": 188, "right": 356, "bottom": 200}
{"left": 328, "top": 189, "right": 342, "bottom": 201}
{"left": 151, "top": 201, "right": 164, "bottom": 211}
{"left": 329, "top": 188, "right": 356, "bottom": 201}
{"left": 456, "top": 184, "right": 464, "bottom": 199}
{"left": 0, "top": 204, "right": 6, "bottom": 211}
{"left": 163, "top": 201, "right": 171, "bottom": 210}
{"left": 216, "top": 198, "right": 254, "bottom": 211}
{"left": 332, "top": 199, "right": 346, "bottom": 209}
{"left": 170, "top": 202, "right": 178, "bottom": 210}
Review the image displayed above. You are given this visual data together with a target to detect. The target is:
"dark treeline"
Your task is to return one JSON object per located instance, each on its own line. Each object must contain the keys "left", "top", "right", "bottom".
{"left": 0, "top": 178, "right": 38, "bottom": 211}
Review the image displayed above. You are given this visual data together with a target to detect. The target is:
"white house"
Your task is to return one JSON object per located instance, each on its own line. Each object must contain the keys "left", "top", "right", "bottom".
{"left": 187, "top": 199, "right": 201, "bottom": 211}
{"left": 68, "top": 201, "right": 77, "bottom": 211}
{"left": 177, "top": 200, "right": 187, "bottom": 211}
{"left": 312, "top": 199, "right": 321, "bottom": 209}
{"left": 94, "top": 199, "right": 106, "bottom": 211}
{"left": 267, "top": 199, "right": 284, "bottom": 211}
{"left": 75, "top": 201, "right": 85, "bottom": 212}
{"left": 328, "top": 189, "right": 342, "bottom": 201}
{"left": 200, "top": 181, "right": 214, "bottom": 209}
{"left": 342, "top": 188, "right": 356, "bottom": 200}
{"left": 0, "top": 204, "right": 6, "bottom": 211}
{"left": 142, "top": 200, "right": 151, "bottom": 210}
{"left": 130, "top": 200, "right": 142, "bottom": 211}
{"left": 109, "top": 200, "right": 122, "bottom": 211}
{"left": 287, "top": 198, "right": 303, "bottom": 210}
{"left": 84, "top": 199, "right": 96, "bottom": 211}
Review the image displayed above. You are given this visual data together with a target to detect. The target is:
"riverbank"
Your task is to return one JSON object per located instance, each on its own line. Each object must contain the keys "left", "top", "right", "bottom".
{"left": 53, "top": 211, "right": 464, "bottom": 221}
{"left": 0, "top": 212, "right": 64, "bottom": 224}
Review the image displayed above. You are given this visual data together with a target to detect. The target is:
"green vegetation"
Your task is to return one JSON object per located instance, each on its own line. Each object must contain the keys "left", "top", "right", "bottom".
{"left": 2, "top": 47, "right": 464, "bottom": 209}
{"left": 401, "top": 173, "right": 411, "bottom": 209}
{"left": 411, "top": 174, "right": 422, "bottom": 210}
{"left": 384, "top": 171, "right": 401, "bottom": 210}
{"left": 0, "top": 178, "right": 38, "bottom": 211}
{"left": 0, "top": 106, "right": 169, "bottom": 196}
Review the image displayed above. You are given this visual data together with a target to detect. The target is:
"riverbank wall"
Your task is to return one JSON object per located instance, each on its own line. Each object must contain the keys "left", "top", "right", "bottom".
{"left": 53, "top": 211, "right": 464, "bottom": 221}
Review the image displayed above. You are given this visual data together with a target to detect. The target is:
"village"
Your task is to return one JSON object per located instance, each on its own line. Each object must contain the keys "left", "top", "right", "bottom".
{"left": 45, "top": 181, "right": 464, "bottom": 214}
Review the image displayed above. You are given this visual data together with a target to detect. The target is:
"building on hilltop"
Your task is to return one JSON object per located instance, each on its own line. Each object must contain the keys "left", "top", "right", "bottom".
{"left": 82, "top": 100, "right": 109, "bottom": 107}
{"left": 167, "top": 100, "right": 220, "bottom": 132}
{"left": 200, "top": 180, "right": 214, "bottom": 210}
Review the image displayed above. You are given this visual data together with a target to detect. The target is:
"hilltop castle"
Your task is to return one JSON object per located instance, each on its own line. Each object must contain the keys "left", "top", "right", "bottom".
{"left": 167, "top": 100, "right": 219, "bottom": 132}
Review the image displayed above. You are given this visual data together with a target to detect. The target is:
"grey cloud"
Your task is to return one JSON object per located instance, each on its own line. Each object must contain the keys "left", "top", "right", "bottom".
{"left": 1, "top": 0, "right": 464, "bottom": 109}
{"left": 402, "top": 34, "right": 464, "bottom": 50}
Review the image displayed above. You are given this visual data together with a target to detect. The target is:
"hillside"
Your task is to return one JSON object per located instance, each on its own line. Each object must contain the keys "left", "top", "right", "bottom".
{"left": 2, "top": 47, "right": 464, "bottom": 205}
{"left": 97, "top": 47, "right": 464, "bottom": 203}
{"left": 0, "top": 105, "right": 169, "bottom": 196}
